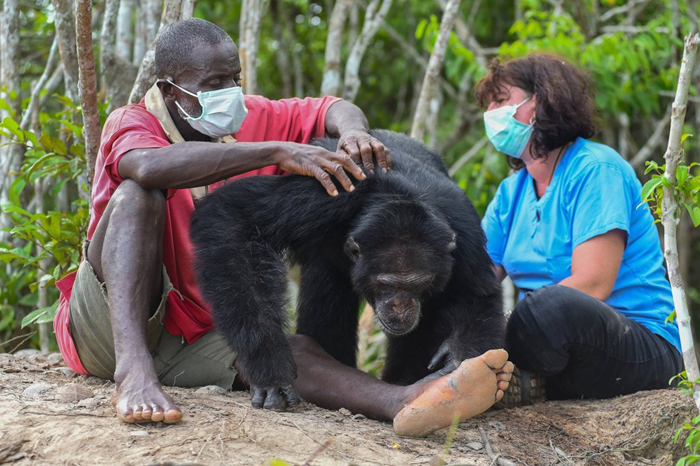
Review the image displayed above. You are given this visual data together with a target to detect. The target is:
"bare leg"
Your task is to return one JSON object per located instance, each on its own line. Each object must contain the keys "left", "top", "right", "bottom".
{"left": 88, "top": 180, "right": 182, "bottom": 424}
{"left": 290, "top": 336, "right": 513, "bottom": 437}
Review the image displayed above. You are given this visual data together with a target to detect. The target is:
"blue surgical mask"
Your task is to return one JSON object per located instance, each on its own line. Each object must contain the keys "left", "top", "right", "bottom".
{"left": 168, "top": 80, "right": 248, "bottom": 139}
{"left": 483, "top": 96, "right": 534, "bottom": 159}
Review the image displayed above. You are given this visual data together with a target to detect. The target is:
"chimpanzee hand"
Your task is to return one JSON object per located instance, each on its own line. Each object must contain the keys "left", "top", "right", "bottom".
{"left": 240, "top": 348, "right": 301, "bottom": 411}
{"left": 336, "top": 130, "right": 392, "bottom": 175}
{"left": 250, "top": 384, "right": 301, "bottom": 410}
{"left": 274, "top": 141, "right": 366, "bottom": 196}
{"left": 420, "top": 341, "right": 459, "bottom": 383}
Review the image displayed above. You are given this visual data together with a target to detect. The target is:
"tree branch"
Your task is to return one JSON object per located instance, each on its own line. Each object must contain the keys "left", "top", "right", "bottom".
{"left": 629, "top": 108, "right": 672, "bottom": 169}
{"left": 321, "top": 0, "right": 353, "bottom": 96}
{"left": 660, "top": 33, "right": 700, "bottom": 411}
{"left": 410, "top": 0, "right": 462, "bottom": 140}
{"left": 75, "top": 0, "right": 101, "bottom": 188}
{"left": 343, "top": 0, "right": 393, "bottom": 102}
{"left": 128, "top": 0, "right": 182, "bottom": 104}
{"left": 20, "top": 36, "right": 60, "bottom": 131}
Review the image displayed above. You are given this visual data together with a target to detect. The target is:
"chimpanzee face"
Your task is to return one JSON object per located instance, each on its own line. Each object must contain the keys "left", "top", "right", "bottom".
{"left": 345, "top": 228, "right": 456, "bottom": 336}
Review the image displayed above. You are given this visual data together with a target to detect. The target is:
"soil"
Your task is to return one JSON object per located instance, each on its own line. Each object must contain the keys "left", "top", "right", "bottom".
{"left": 0, "top": 350, "right": 695, "bottom": 466}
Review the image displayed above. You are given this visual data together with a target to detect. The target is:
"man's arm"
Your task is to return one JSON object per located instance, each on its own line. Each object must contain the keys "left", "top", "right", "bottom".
{"left": 118, "top": 139, "right": 366, "bottom": 197}
{"left": 324, "top": 100, "right": 391, "bottom": 174}
{"left": 558, "top": 229, "right": 626, "bottom": 301}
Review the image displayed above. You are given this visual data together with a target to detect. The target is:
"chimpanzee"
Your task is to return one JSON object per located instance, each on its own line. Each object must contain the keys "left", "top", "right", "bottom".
{"left": 190, "top": 130, "right": 504, "bottom": 410}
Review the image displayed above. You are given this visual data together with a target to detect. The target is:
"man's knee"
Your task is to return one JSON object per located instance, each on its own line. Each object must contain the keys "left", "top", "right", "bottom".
{"left": 110, "top": 179, "right": 166, "bottom": 222}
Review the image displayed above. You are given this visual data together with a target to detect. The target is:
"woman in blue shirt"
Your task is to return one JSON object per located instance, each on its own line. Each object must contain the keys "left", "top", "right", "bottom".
{"left": 476, "top": 54, "right": 682, "bottom": 400}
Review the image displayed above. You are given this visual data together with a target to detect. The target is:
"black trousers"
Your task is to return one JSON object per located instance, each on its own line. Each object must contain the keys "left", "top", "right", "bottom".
{"left": 505, "top": 285, "right": 683, "bottom": 400}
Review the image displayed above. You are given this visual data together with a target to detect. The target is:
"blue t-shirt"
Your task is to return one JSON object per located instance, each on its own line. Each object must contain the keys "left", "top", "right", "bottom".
{"left": 482, "top": 137, "right": 680, "bottom": 352}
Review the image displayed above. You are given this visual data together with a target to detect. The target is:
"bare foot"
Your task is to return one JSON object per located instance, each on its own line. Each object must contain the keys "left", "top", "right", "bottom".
{"left": 112, "top": 371, "right": 182, "bottom": 424}
{"left": 393, "top": 349, "right": 512, "bottom": 437}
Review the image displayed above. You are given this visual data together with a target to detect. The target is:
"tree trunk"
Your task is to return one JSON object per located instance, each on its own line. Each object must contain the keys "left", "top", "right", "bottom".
{"left": 129, "top": 0, "right": 182, "bottom": 104}
{"left": 133, "top": 3, "right": 147, "bottom": 65}
{"left": 661, "top": 33, "right": 700, "bottom": 411}
{"left": 276, "top": 0, "right": 303, "bottom": 96}
{"left": 181, "top": 0, "right": 196, "bottom": 19}
{"left": 426, "top": 88, "right": 442, "bottom": 150}
{"left": 239, "top": 0, "right": 268, "bottom": 95}
{"left": 51, "top": 0, "right": 81, "bottom": 102}
{"left": 343, "top": 0, "right": 392, "bottom": 102}
{"left": 0, "top": 0, "right": 22, "bottom": 244}
{"left": 348, "top": 2, "right": 359, "bottom": 48}
{"left": 102, "top": 0, "right": 138, "bottom": 110}
{"left": 270, "top": 0, "right": 292, "bottom": 98}
{"left": 20, "top": 37, "right": 60, "bottom": 131}
{"left": 410, "top": 0, "right": 462, "bottom": 141}
{"left": 321, "top": 0, "right": 353, "bottom": 97}
{"left": 146, "top": 0, "right": 163, "bottom": 45}
{"left": 116, "top": 0, "right": 134, "bottom": 62}
{"left": 75, "top": 0, "right": 101, "bottom": 188}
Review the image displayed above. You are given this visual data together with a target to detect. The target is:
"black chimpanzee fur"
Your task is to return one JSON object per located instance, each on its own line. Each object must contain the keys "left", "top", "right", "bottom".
{"left": 190, "top": 130, "right": 504, "bottom": 409}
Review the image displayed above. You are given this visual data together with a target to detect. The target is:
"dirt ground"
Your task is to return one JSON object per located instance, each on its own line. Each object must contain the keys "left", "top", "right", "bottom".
{"left": 0, "top": 350, "right": 695, "bottom": 466}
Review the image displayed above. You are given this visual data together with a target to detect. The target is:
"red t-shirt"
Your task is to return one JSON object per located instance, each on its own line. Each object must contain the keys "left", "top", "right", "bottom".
{"left": 54, "top": 94, "right": 341, "bottom": 374}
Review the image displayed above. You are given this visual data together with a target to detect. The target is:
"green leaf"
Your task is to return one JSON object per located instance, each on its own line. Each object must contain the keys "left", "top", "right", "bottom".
{"left": 39, "top": 132, "right": 53, "bottom": 151}
{"left": 687, "top": 205, "right": 700, "bottom": 228}
{"left": 21, "top": 301, "right": 59, "bottom": 328}
{"left": 640, "top": 177, "right": 663, "bottom": 203}
{"left": 23, "top": 130, "right": 39, "bottom": 148}
{"left": 678, "top": 166, "right": 689, "bottom": 186}
{"left": 2, "top": 204, "right": 32, "bottom": 218}
{"left": 51, "top": 137, "right": 67, "bottom": 155}
{"left": 1, "top": 116, "right": 24, "bottom": 142}
{"left": 9, "top": 177, "right": 26, "bottom": 205}
{"left": 666, "top": 309, "right": 677, "bottom": 324}
{"left": 49, "top": 216, "right": 61, "bottom": 238}
{"left": 267, "top": 460, "right": 291, "bottom": 466}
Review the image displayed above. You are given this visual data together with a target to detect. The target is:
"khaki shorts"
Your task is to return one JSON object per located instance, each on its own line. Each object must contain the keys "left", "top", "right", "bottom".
{"left": 69, "top": 243, "right": 237, "bottom": 389}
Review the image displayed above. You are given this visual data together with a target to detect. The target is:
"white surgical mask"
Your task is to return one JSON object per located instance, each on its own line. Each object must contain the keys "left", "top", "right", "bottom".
{"left": 168, "top": 79, "right": 248, "bottom": 138}
{"left": 483, "top": 96, "right": 534, "bottom": 159}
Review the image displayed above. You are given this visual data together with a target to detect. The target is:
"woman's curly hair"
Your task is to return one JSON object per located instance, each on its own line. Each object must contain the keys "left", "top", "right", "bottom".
{"left": 475, "top": 53, "right": 598, "bottom": 170}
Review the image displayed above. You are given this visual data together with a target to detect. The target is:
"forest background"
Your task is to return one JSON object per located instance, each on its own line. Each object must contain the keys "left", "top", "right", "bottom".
{"left": 0, "top": 0, "right": 698, "bottom": 369}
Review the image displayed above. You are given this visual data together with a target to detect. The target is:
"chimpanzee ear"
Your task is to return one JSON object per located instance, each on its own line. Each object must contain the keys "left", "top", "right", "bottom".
{"left": 447, "top": 233, "right": 457, "bottom": 252}
{"left": 344, "top": 237, "right": 362, "bottom": 261}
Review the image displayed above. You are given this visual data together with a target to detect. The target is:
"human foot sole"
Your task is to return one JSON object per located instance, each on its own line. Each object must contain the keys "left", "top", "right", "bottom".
{"left": 393, "top": 349, "right": 509, "bottom": 437}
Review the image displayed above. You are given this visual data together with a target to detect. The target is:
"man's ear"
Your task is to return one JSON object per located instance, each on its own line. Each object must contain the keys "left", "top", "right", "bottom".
{"left": 157, "top": 78, "right": 176, "bottom": 102}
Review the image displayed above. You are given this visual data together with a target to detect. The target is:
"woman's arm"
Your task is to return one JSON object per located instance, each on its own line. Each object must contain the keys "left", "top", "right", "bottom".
{"left": 559, "top": 229, "right": 627, "bottom": 301}
{"left": 493, "top": 265, "right": 507, "bottom": 283}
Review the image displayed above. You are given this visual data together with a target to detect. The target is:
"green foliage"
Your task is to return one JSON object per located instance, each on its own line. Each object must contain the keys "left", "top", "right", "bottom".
{"left": 672, "top": 372, "right": 700, "bottom": 465}
{"left": 640, "top": 135, "right": 700, "bottom": 227}
{"left": 0, "top": 95, "right": 89, "bottom": 335}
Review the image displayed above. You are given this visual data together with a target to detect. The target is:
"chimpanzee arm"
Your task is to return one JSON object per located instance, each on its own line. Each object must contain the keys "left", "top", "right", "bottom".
{"left": 295, "top": 255, "right": 360, "bottom": 367}
{"left": 432, "top": 264, "right": 505, "bottom": 365}
{"left": 191, "top": 218, "right": 300, "bottom": 410}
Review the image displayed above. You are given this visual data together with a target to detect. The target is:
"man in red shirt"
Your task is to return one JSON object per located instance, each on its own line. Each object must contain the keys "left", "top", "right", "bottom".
{"left": 55, "top": 18, "right": 512, "bottom": 437}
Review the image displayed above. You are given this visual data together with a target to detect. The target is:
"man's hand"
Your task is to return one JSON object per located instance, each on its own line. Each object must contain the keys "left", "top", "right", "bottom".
{"left": 337, "top": 130, "right": 391, "bottom": 175}
{"left": 274, "top": 142, "right": 367, "bottom": 196}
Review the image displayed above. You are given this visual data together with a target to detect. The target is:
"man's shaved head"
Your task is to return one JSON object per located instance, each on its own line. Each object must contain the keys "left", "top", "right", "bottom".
{"left": 155, "top": 18, "right": 234, "bottom": 79}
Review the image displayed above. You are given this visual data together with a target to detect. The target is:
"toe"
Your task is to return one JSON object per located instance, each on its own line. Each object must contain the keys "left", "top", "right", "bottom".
{"left": 132, "top": 406, "right": 144, "bottom": 422}
{"left": 497, "top": 380, "right": 509, "bottom": 391}
{"left": 140, "top": 405, "right": 153, "bottom": 421}
{"left": 482, "top": 349, "right": 509, "bottom": 369}
{"left": 150, "top": 409, "right": 164, "bottom": 423}
{"left": 495, "top": 389, "right": 504, "bottom": 402}
{"left": 118, "top": 408, "right": 135, "bottom": 423}
{"left": 163, "top": 409, "right": 183, "bottom": 424}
